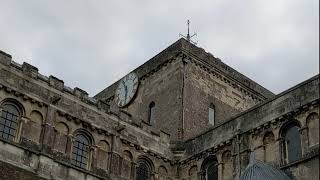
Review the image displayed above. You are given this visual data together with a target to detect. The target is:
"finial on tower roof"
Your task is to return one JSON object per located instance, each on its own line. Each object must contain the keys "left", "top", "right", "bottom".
{"left": 179, "top": 19, "right": 198, "bottom": 45}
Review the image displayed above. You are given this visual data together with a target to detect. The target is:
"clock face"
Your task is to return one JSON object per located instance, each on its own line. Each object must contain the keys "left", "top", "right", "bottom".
{"left": 114, "top": 72, "right": 139, "bottom": 107}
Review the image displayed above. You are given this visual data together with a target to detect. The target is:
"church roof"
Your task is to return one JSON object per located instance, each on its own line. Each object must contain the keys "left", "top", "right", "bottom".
{"left": 239, "top": 154, "right": 291, "bottom": 180}
{"left": 95, "top": 38, "right": 274, "bottom": 100}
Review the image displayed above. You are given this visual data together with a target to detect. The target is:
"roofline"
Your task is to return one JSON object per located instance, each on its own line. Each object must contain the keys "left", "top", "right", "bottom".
{"left": 94, "top": 38, "right": 184, "bottom": 99}
{"left": 179, "top": 38, "right": 274, "bottom": 98}
{"left": 184, "top": 74, "right": 319, "bottom": 142}
{"left": 95, "top": 38, "right": 274, "bottom": 100}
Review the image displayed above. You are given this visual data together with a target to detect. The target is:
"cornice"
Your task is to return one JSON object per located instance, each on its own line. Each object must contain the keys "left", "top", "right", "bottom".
{"left": 55, "top": 109, "right": 116, "bottom": 137}
{"left": 177, "top": 99, "right": 319, "bottom": 166}
{"left": 0, "top": 57, "right": 102, "bottom": 110}
{"left": 182, "top": 52, "right": 265, "bottom": 102}
{"left": 120, "top": 137, "right": 174, "bottom": 165}
{"left": 178, "top": 138, "right": 233, "bottom": 166}
{"left": 0, "top": 83, "right": 47, "bottom": 108}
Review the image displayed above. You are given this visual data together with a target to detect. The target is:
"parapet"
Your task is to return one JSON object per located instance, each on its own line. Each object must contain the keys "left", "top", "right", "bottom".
{"left": 0, "top": 50, "right": 12, "bottom": 65}
{"left": 0, "top": 49, "right": 167, "bottom": 140}
{"left": 0, "top": 49, "right": 99, "bottom": 109}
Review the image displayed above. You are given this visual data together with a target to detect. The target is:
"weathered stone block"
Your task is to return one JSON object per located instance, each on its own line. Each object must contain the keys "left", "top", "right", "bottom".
{"left": 0, "top": 50, "right": 12, "bottom": 66}
{"left": 49, "top": 75, "right": 64, "bottom": 91}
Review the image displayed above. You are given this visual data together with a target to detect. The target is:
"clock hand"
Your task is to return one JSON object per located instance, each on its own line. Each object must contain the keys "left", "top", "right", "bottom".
{"left": 123, "top": 81, "right": 128, "bottom": 101}
{"left": 125, "top": 86, "right": 128, "bottom": 101}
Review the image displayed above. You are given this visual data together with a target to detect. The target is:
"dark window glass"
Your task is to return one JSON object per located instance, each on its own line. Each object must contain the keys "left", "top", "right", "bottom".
{"left": 0, "top": 104, "right": 20, "bottom": 141}
{"left": 71, "top": 134, "right": 90, "bottom": 169}
{"left": 206, "top": 161, "right": 218, "bottom": 180}
{"left": 284, "top": 125, "right": 301, "bottom": 163}
{"left": 148, "top": 102, "right": 155, "bottom": 125}
{"left": 136, "top": 162, "right": 151, "bottom": 180}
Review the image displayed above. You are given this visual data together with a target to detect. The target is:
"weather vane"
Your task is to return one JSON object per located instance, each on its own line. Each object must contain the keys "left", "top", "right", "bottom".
{"left": 179, "top": 19, "right": 197, "bottom": 45}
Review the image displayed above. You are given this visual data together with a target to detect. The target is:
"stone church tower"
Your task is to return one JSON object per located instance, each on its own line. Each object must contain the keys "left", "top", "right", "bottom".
{"left": 0, "top": 38, "right": 318, "bottom": 180}
{"left": 95, "top": 38, "right": 274, "bottom": 141}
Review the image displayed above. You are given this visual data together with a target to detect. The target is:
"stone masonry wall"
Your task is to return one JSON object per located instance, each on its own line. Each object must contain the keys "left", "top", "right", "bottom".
{"left": 178, "top": 75, "right": 319, "bottom": 180}
{"left": 0, "top": 50, "right": 175, "bottom": 180}
{"left": 182, "top": 58, "right": 262, "bottom": 140}
{"left": 94, "top": 38, "right": 274, "bottom": 142}
{"left": 115, "top": 57, "right": 184, "bottom": 141}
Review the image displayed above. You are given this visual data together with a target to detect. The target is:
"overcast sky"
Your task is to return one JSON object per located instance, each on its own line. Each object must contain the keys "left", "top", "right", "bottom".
{"left": 0, "top": 0, "right": 318, "bottom": 96}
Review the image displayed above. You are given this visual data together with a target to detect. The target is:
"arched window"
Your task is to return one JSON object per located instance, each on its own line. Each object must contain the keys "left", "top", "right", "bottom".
{"left": 148, "top": 102, "right": 155, "bottom": 125}
{"left": 0, "top": 100, "right": 23, "bottom": 141}
{"left": 281, "top": 122, "right": 302, "bottom": 164}
{"left": 209, "top": 103, "right": 215, "bottom": 126}
{"left": 71, "top": 131, "right": 93, "bottom": 169}
{"left": 136, "top": 157, "right": 153, "bottom": 180}
{"left": 201, "top": 156, "right": 218, "bottom": 180}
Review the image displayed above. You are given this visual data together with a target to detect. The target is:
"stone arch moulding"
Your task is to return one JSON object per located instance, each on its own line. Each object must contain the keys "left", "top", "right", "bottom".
{"left": 262, "top": 131, "right": 276, "bottom": 163}
{"left": 53, "top": 122, "right": 70, "bottom": 153}
{"left": 30, "top": 110, "right": 44, "bottom": 124}
{"left": 95, "top": 140, "right": 111, "bottom": 171}
{"left": 121, "top": 150, "right": 134, "bottom": 179}
{"left": 55, "top": 122, "right": 69, "bottom": 135}
{"left": 158, "top": 165, "right": 168, "bottom": 180}
{"left": 222, "top": 150, "right": 233, "bottom": 180}
{"left": 189, "top": 165, "right": 198, "bottom": 180}
{"left": 279, "top": 119, "right": 301, "bottom": 135}
{"left": 306, "top": 112, "right": 319, "bottom": 147}
{"left": 158, "top": 165, "right": 168, "bottom": 174}
{"left": 0, "top": 98, "right": 25, "bottom": 116}
{"left": 21, "top": 110, "right": 44, "bottom": 143}
{"left": 279, "top": 120, "right": 302, "bottom": 164}
{"left": 0, "top": 98, "right": 25, "bottom": 142}
{"left": 201, "top": 155, "right": 219, "bottom": 180}
{"left": 73, "top": 128, "right": 95, "bottom": 145}
{"left": 136, "top": 156, "right": 155, "bottom": 180}
{"left": 71, "top": 128, "right": 95, "bottom": 169}
{"left": 98, "top": 140, "right": 110, "bottom": 151}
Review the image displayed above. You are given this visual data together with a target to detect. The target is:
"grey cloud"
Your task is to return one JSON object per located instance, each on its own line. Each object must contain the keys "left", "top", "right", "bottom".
{"left": 0, "top": 0, "right": 318, "bottom": 95}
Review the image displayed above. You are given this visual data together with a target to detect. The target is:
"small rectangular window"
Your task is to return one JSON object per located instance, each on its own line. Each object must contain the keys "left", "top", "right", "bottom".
{"left": 209, "top": 104, "right": 215, "bottom": 126}
{"left": 148, "top": 102, "right": 156, "bottom": 125}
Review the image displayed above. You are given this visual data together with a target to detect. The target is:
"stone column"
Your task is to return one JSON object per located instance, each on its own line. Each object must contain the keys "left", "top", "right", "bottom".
{"left": 131, "top": 162, "right": 136, "bottom": 180}
{"left": 151, "top": 171, "right": 157, "bottom": 180}
{"left": 218, "top": 162, "right": 223, "bottom": 180}
{"left": 16, "top": 116, "right": 28, "bottom": 143}
{"left": 299, "top": 126, "right": 308, "bottom": 156}
{"left": 217, "top": 153, "right": 223, "bottom": 180}
{"left": 41, "top": 106, "right": 56, "bottom": 153}
{"left": 107, "top": 151, "right": 112, "bottom": 173}
{"left": 109, "top": 134, "right": 121, "bottom": 175}
{"left": 90, "top": 145, "right": 98, "bottom": 171}
{"left": 66, "top": 134, "right": 73, "bottom": 156}
{"left": 197, "top": 171, "right": 205, "bottom": 180}
{"left": 69, "top": 134, "right": 75, "bottom": 164}
{"left": 277, "top": 137, "right": 285, "bottom": 166}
